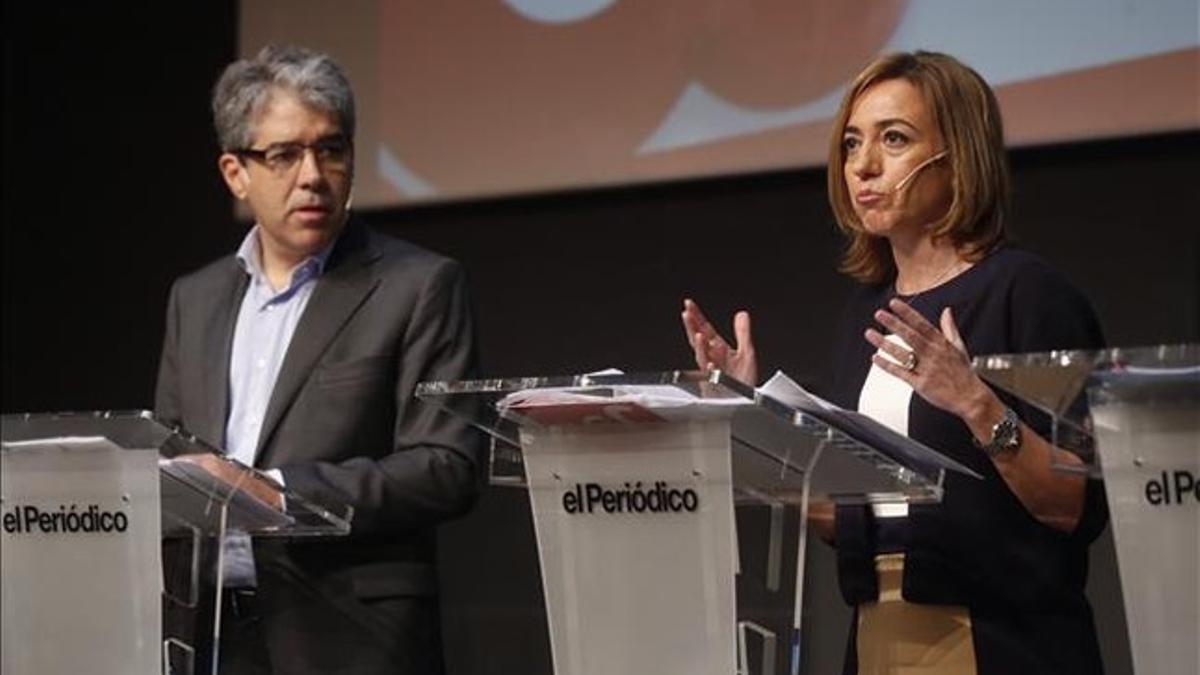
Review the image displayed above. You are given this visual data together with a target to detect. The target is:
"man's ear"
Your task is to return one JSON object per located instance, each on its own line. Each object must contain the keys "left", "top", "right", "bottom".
{"left": 218, "top": 153, "right": 249, "bottom": 200}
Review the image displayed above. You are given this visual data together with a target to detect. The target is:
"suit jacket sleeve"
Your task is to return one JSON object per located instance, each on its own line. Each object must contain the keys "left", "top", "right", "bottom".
{"left": 1006, "top": 259, "right": 1109, "bottom": 544}
{"left": 277, "top": 258, "right": 484, "bottom": 535}
{"left": 155, "top": 279, "right": 183, "bottom": 429}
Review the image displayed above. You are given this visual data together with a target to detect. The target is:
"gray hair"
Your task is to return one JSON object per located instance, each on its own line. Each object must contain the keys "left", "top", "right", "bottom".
{"left": 211, "top": 45, "right": 355, "bottom": 151}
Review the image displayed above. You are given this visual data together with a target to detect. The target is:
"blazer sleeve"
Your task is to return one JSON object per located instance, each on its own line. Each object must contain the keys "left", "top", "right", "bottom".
{"left": 1007, "top": 262, "right": 1109, "bottom": 544}
{"left": 154, "top": 279, "right": 183, "bottom": 429}
{"left": 278, "top": 259, "right": 485, "bottom": 535}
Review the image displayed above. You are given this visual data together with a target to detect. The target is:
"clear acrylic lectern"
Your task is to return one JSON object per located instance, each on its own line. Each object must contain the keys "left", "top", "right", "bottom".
{"left": 416, "top": 370, "right": 978, "bottom": 675}
{"left": 1, "top": 411, "right": 353, "bottom": 675}
{"left": 974, "top": 343, "right": 1199, "bottom": 675}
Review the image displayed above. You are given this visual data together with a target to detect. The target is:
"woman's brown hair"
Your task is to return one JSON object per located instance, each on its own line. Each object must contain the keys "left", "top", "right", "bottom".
{"left": 827, "top": 51, "right": 1010, "bottom": 284}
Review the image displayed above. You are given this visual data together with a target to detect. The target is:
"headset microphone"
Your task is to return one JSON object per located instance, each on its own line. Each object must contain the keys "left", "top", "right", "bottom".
{"left": 891, "top": 149, "right": 948, "bottom": 193}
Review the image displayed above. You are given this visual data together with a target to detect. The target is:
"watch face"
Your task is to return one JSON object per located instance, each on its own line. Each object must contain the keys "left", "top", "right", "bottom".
{"left": 999, "top": 424, "right": 1020, "bottom": 447}
{"left": 978, "top": 407, "right": 1021, "bottom": 456}
{"left": 991, "top": 408, "right": 1021, "bottom": 454}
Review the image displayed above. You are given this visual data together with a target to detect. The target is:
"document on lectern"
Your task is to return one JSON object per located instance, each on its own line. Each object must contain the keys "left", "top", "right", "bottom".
{"left": 498, "top": 376, "right": 750, "bottom": 425}
{"left": 758, "top": 371, "right": 982, "bottom": 479}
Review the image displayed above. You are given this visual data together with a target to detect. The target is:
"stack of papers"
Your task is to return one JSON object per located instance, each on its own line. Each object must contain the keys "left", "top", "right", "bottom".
{"left": 757, "top": 371, "right": 981, "bottom": 480}
{"left": 498, "top": 370, "right": 749, "bottom": 425}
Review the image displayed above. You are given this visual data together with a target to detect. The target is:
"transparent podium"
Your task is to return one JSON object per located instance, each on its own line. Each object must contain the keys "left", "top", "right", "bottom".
{"left": 974, "top": 344, "right": 1199, "bottom": 675}
{"left": 417, "top": 370, "right": 978, "bottom": 675}
{"left": 0, "top": 411, "right": 352, "bottom": 675}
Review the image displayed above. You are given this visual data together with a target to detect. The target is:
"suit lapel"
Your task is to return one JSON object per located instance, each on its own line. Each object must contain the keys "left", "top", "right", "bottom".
{"left": 255, "top": 221, "right": 381, "bottom": 465}
{"left": 203, "top": 261, "right": 248, "bottom": 448}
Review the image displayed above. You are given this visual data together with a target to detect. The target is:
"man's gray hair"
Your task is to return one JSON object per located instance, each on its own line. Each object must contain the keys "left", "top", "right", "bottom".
{"left": 212, "top": 45, "right": 355, "bottom": 151}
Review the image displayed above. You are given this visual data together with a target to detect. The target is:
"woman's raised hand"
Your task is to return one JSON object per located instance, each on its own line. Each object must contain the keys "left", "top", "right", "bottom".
{"left": 681, "top": 298, "right": 759, "bottom": 385}
{"left": 864, "top": 298, "right": 993, "bottom": 421}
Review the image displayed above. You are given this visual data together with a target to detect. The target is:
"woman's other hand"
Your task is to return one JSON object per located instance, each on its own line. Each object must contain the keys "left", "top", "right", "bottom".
{"left": 681, "top": 298, "right": 759, "bottom": 386}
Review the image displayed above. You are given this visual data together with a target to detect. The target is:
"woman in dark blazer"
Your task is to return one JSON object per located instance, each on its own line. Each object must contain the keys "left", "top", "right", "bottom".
{"left": 682, "top": 51, "right": 1106, "bottom": 674}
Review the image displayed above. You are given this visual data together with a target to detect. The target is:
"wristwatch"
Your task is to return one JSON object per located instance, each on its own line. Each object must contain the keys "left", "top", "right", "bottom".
{"left": 977, "top": 406, "right": 1021, "bottom": 456}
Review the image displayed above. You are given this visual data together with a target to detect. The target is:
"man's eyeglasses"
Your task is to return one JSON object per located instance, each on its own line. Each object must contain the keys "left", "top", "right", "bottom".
{"left": 234, "top": 138, "right": 352, "bottom": 175}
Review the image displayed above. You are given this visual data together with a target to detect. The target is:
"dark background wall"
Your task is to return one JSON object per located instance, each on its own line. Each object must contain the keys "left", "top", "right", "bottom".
{"left": 4, "top": 4, "right": 1197, "bottom": 675}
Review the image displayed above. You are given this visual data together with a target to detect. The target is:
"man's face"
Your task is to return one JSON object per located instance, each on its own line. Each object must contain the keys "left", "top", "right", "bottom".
{"left": 219, "top": 90, "right": 353, "bottom": 268}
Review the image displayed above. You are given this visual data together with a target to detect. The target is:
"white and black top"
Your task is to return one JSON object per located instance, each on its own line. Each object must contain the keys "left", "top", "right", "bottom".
{"left": 825, "top": 246, "right": 1107, "bottom": 675}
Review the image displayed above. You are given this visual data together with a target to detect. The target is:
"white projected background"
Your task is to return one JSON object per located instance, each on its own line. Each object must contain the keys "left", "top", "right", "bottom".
{"left": 242, "top": 0, "right": 1200, "bottom": 206}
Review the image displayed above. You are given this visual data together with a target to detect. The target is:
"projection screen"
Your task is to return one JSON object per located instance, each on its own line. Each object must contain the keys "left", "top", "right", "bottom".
{"left": 241, "top": 0, "right": 1200, "bottom": 206}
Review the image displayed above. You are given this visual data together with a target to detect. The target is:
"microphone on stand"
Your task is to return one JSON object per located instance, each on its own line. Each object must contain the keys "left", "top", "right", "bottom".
{"left": 890, "top": 149, "right": 949, "bottom": 193}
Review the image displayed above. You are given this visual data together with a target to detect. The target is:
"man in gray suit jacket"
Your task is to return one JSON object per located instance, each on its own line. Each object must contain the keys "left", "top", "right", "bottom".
{"left": 155, "top": 45, "right": 483, "bottom": 674}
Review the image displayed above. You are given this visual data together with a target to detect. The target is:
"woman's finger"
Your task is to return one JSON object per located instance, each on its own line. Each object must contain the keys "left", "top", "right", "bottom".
{"left": 940, "top": 307, "right": 968, "bottom": 354}
{"left": 733, "top": 310, "right": 754, "bottom": 355}
{"left": 682, "top": 312, "right": 698, "bottom": 349}
{"left": 871, "top": 353, "right": 916, "bottom": 384}
{"left": 865, "top": 328, "right": 915, "bottom": 367}
{"left": 708, "top": 336, "right": 730, "bottom": 364}
{"left": 682, "top": 299, "right": 719, "bottom": 366}
{"left": 681, "top": 299, "right": 716, "bottom": 341}
{"left": 888, "top": 299, "right": 941, "bottom": 341}
{"left": 690, "top": 331, "right": 710, "bottom": 369}
{"left": 873, "top": 309, "right": 929, "bottom": 351}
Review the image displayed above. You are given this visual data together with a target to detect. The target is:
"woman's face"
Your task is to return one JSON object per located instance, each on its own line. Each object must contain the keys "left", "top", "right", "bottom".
{"left": 841, "top": 78, "right": 952, "bottom": 242}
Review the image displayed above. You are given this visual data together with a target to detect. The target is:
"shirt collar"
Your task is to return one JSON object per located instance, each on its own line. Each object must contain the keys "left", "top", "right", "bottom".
{"left": 235, "top": 225, "right": 338, "bottom": 293}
